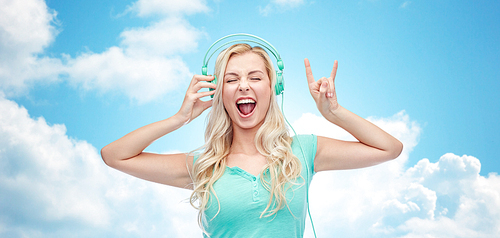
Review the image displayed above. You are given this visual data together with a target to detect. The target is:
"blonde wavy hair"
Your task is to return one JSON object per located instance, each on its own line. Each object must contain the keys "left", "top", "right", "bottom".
{"left": 189, "top": 44, "right": 302, "bottom": 231}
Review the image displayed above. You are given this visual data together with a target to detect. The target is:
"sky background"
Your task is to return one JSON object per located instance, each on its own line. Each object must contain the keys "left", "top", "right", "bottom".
{"left": 0, "top": 0, "right": 499, "bottom": 237}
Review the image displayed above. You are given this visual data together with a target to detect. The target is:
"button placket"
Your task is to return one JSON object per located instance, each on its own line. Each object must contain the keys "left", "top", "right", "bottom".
{"left": 227, "top": 166, "right": 262, "bottom": 202}
{"left": 252, "top": 177, "right": 260, "bottom": 202}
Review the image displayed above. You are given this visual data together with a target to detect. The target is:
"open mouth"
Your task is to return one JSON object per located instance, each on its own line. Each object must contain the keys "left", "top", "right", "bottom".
{"left": 236, "top": 98, "right": 256, "bottom": 116}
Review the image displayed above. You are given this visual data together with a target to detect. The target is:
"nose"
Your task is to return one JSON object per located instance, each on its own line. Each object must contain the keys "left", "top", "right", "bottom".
{"left": 239, "top": 79, "right": 250, "bottom": 91}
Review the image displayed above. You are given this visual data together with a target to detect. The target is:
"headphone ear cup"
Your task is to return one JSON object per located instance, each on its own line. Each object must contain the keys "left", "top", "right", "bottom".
{"left": 275, "top": 71, "right": 284, "bottom": 95}
{"left": 210, "top": 75, "right": 217, "bottom": 98}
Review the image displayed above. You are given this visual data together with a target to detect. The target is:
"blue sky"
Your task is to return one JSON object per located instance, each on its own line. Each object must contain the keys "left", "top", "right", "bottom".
{"left": 1, "top": 0, "right": 499, "bottom": 237}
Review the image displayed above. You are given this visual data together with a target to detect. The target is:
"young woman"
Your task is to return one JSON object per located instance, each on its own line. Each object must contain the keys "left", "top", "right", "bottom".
{"left": 101, "top": 43, "right": 403, "bottom": 237}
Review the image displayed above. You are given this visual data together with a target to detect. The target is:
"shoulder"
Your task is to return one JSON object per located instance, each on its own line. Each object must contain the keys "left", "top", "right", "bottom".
{"left": 291, "top": 134, "right": 317, "bottom": 146}
{"left": 291, "top": 134, "right": 317, "bottom": 177}
{"left": 291, "top": 134, "right": 317, "bottom": 160}
{"left": 291, "top": 134, "right": 317, "bottom": 152}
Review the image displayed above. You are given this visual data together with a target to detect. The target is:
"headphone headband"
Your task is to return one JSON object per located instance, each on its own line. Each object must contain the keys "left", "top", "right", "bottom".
{"left": 202, "top": 33, "right": 285, "bottom": 96}
{"left": 203, "top": 33, "right": 282, "bottom": 68}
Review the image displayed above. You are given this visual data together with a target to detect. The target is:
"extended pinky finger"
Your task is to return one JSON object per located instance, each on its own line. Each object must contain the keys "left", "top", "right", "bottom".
{"left": 330, "top": 60, "right": 338, "bottom": 79}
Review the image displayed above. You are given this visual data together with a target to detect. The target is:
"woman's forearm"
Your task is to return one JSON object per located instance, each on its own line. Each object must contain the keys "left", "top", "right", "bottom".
{"left": 324, "top": 105, "right": 403, "bottom": 157}
{"left": 101, "top": 113, "right": 186, "bottom": 166}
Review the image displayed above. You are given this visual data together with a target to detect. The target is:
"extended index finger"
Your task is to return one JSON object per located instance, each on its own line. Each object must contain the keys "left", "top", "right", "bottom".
{"left": 330, "top": 60, "right": 338, "bottom": 80}
{"left": 304, "top": 58, "right": 315, "bottom": 84}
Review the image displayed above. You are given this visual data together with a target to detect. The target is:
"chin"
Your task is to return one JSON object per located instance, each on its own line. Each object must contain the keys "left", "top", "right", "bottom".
{"left": 232, "top": 115, "right": 266, "bottom": 131}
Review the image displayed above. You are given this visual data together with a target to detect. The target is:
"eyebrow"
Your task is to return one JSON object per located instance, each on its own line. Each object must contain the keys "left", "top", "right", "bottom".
{"left": 224, "top": 72, "right": 239, "bottom": 77}
{"left": 248, "top": 70, "right": 265, "bottom": 75}
{"left": 224, "top": 70, "right": 265, "bottom": 77}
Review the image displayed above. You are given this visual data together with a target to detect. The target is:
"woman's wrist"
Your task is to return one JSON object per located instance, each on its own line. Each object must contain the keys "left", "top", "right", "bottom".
{"left": 169, "top": 112, "right": 190, "bottom": 130}
{"left": 323, "top": 105, "right": 347, "bottom": 126}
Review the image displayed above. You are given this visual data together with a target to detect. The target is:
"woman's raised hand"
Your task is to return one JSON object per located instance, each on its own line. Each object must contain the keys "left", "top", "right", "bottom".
{"left": 304, "top": 58, "right": 340, "bottom": 118}
{"left": 100, "top": 75, "right": 216, "bottom": 189}
{"left": 176, "top": 75, "right": 216, "bottom": 124}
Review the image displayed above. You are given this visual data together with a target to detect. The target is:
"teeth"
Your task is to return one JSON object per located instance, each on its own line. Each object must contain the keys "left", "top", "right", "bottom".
{"left": 236, "top": 99, "right": 256, "bottom": 104}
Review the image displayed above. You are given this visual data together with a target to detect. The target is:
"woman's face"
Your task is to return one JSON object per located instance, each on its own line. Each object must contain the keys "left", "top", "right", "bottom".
{"left": 222, "top": 52, "right": 272, "bottom": 131}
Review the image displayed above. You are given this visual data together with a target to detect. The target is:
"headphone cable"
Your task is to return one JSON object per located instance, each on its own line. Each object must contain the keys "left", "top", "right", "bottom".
{"left": 281, "top": 92, "right": 318, "bottom": 238}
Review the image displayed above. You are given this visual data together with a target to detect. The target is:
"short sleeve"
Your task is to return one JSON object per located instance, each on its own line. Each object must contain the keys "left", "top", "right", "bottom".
{"left": 291, "top": 134, "right": 318, "bottom": 179}
{"left": 192, "top": 152, "right": 201, "bottom": 166}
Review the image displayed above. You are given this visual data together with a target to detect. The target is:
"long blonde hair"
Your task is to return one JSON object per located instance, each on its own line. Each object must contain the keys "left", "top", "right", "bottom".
{"left": 189, "top": 44, "right": 302, "bottom": 230}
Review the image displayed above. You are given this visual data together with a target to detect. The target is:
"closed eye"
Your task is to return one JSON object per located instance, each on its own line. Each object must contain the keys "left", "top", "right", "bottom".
{"left": 225, "top": 77, "right": 238, "bottom": 83}
{"left": 250, "top": 77, "right": 261, "bottom": 81}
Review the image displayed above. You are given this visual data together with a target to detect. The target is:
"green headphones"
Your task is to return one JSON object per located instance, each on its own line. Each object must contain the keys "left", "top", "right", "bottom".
{"left": 202, "top": 33, "right": 285, "bottom": 97}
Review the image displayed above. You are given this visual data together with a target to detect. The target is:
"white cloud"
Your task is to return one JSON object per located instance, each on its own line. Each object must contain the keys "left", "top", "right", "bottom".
{"left": 0, "top": 0, "right": 57, "bottom": 56}
{"left": 0, "top": 94, "right": 198, "bottom": 237}
{"left": 398, "top": 153, "right": 500, "bottom": 237}
{"left": 0, "top": 0, "right": 208, "bottom": 103}
{"left": 293, "top": 111, "right": 500, "bottom": 238}
{"left": 120, "top": 17, "right": 204, "bottom": 57}
{"left": 128, "top": 0, "right": 210, "bottom": 17}
{"left": 65, "top": 47, "right": 192, "bottom": 103}
{"left": 0, "top": 0, "right": 63, "bottom": 96}
{"left": 0, "top": 93, "right": 110, "bottom": 233}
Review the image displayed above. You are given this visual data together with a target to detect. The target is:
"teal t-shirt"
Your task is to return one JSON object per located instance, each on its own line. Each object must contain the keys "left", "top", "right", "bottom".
{"left": 194, "top": 134, "right": 317, "bottom": 238}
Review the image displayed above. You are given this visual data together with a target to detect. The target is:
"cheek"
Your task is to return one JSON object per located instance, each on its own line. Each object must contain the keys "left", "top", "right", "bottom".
{"left": 222, "top": 97, "right": 231, "bottom": 112}
{"left": 222, "top": 86, "right": 235, "bottom": 112}
{"left": 258, "top": 87, "right": 272, "bottom": 111}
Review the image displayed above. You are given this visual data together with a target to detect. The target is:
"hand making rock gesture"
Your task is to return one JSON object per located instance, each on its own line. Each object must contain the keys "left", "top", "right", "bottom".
{"left": 304, "top": 58, "right": 340, "bottom": 119}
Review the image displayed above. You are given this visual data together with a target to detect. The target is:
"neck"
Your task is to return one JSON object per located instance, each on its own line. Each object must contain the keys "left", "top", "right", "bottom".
{"left": 230, "top": 123, "right": 262, "bottom": 155}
